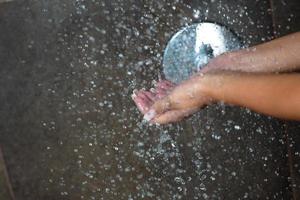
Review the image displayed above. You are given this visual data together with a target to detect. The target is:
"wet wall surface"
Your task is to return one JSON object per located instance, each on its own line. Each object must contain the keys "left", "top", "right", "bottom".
{"left": 0, "top": 0, "right": 299, "bottom": 199}
{"left": 272, "top": 0, "right": 300, "bottom": 199}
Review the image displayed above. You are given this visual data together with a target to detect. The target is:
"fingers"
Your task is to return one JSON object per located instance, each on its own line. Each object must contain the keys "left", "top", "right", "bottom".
{"left": 155, "top": 80, "right": 175, "bottom": 99}
{"left": 132, "top": 78, "right": 208, "bottom": 124}
{"left": 131, "top": 89, "right": 154, "bottom": 114}
{"left": 156, "top": 80, "right": 175, "bottom": 89}
{"left": 142, "top": 90, "right": 156, "bottom": 101}
{"left": 152, "top": 108, "right": 198, "bottom": 124}
{"left": 155, "top": 87, "right": 168, "bottom": 99}
{"left": 133, "top": 96, "right": 149, "bottom": 114}
{"left": 132, "top": 79, "right": 176, "bottom": 120}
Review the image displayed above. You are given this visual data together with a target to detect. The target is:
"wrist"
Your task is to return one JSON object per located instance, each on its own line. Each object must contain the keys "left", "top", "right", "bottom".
{"left": 195, "top": 73, "right": 220, "bottom": 103}
{"left": 204, "top": 50, "right": 244, "bottom": 72}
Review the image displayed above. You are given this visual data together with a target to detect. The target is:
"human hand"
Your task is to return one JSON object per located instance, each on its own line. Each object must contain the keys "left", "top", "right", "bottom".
{"left": 132, "top": 79, "right": 207, "bottom": 124}
{"left": 142, "top": 75, "right": 213, "bottom": 124}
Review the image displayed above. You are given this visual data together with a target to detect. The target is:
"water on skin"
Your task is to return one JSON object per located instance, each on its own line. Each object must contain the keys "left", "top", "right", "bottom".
{"left": 0, "top": 0, "right": 295, "bottom": 199}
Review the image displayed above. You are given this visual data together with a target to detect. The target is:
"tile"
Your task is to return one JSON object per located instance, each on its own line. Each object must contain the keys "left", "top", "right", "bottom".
{"left": 270, "top": 0, "right": 300, "bottom": 198}
{"left": 0, "top": 0, "right": 292, "bottom": 199}
{"left": 0, "top": 147, "right": 14, "bottom": 200}
{"left": 285, "top": 122, "right": 300, "bottom": 199}
{"left": 270, "top": 0, "right": 300, "bottom": 36}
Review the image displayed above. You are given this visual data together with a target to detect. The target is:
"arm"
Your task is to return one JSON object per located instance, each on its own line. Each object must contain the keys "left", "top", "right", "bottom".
{"left": 142, "top": 32, "right": 300, "bottom": 124}
{"left": 203, "top": 32, "right": 300, "bottom": 73}
{"left": 145, "top": 72, "right": 300, "bottom": 123}
{"left": 202, "top": 73, "right": 300, "bottom": 120}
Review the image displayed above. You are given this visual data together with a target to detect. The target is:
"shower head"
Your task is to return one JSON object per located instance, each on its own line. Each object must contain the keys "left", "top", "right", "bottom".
{"left": 163, "top": 22, "right": 241, "bottom": 83}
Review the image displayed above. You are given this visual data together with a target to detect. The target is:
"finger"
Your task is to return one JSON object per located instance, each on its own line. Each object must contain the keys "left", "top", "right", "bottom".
{"left": 133, "top": 96, "right": 153, "bottom": 114}
{"left": 131, "top": 89, "right": 139, "bottom": 99}
{"left": 133, "top": 89, "right": 147, "bottom": 101}
{"left": 155, "top": 87, "right": 168, "bottom": 97}
{"left": 142, "top": 90, "right": 156, "bottom": 101}
{"left": 151, "top": 86, "right": 169, "bottom": 100}
{"left": 160, "top": 80, "right": 176, "bottom": 87}
{"left": 152, "top": 108, "right": 198, "bottom": 124}
{"left": 138, "top": 90, "right": 152, "bottom": 102}
{"left": 132, "top": 96, "right": 148, "bottom": 114}
{"left": 131, "top": 89, "right": 140, "bottom": 102}
{"left": 156, "top": 92, "right": 167, "bottom": 99}
{"left": 157, "top": 80, "right": 175, "bottom": 90}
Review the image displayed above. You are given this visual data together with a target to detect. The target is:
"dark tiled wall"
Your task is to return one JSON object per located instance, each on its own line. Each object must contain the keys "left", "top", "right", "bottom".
{"left": 0, "top": 0, "right": 298, "bottom": 199}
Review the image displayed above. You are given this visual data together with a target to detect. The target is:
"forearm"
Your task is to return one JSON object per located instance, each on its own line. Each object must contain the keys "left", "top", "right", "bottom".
{"left": 201, "top": 72, "right": 300, "bottom": 120}
{"left": 206, "top": 32, "right": 300, "bottom": 73}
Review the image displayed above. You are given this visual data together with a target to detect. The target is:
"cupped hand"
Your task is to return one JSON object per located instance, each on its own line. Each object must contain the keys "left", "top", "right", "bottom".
{"left": 134, "top": 75, "right": 213, "bottom": 124}
{"left": 132, "top": 79, "right": 202, "bottom": 124}
{"left": 146, "top": 75, "right": 212, "bottom": 124}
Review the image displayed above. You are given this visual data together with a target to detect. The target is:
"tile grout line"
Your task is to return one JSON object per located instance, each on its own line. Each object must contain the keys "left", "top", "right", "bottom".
{"left": 268, "top": 0, "right": 277, "bottom": 38}
{"left": 0, "top": 146, "right": 16, "bottom": 200}
{"left": 284, "top": 123, "right": 297, "bottom": 200}
{"left": 268, "top": 0, "right": 297, "bottom": 198}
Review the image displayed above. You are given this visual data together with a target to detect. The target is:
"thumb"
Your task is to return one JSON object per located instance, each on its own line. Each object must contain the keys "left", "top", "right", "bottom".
{"left": 143, "top": 95, "right": 173, "bottom": 121}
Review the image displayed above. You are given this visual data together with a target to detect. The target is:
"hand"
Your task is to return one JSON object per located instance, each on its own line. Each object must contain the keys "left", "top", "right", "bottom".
{"left": 143, "top": 75, "right": 213, "bottom": 124}
{"left": 132, "top": 80, "right": 175, "bottom": 114}
{"left": 200, "top": 51, "right": 241, "bottom": 73}
{"left": 132, "top": 79, "right": 205, "bottom": 124}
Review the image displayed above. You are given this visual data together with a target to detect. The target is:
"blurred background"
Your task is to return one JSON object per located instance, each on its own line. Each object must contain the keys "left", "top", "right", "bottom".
{"left": 0, "top": 0, "right": 299, "bottom": 199}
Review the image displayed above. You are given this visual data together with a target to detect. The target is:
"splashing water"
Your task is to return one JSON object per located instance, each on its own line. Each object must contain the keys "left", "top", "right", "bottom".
{"left": 163, "top": 22, "right": 241, "bottom": 83}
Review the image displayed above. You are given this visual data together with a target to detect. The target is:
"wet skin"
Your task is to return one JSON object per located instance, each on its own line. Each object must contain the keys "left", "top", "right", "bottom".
{"left": 131, "top": 80, "right": 199, "bottom": 124}
{"left": 132, "top": 32, "right": 300, "bottom": 124}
